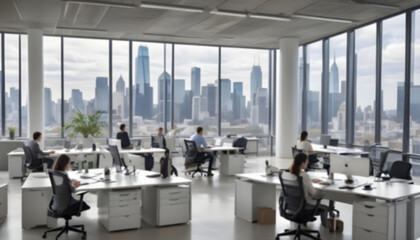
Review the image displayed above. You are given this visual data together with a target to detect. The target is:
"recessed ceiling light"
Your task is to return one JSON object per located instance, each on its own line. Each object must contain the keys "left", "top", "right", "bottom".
{"left": 62, "top": 0, "right": 138, "bottom": 9}
{"left": 248, "top": 13, "right": 290, "bottom": 22}
{"left": 141, "top": 2, "right": 204, "bottom": 13}
{"left": 210, "top": 9, "right": 247, "bottom": 18}
{"left": 293, "top": 14, "right": 354, "bottom": 24}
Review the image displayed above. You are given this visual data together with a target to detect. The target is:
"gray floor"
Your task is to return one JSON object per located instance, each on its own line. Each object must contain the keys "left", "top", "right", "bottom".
{"left": 0, "top": 155, "right": 352, "bottom": 240}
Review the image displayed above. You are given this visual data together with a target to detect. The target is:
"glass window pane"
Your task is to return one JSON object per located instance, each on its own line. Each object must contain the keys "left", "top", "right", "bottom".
{"left": 44, "top": 36, "right": 62, "bottom": 138}
{"left": 328, "top": 34, "right": 347, "bottom": 142}
{"left": 410, "top": 10, "right": 420, "bottom": 154}
{"left": 306, "top": 41, "right": 322, "bottom": 142}
{"left": 112, "top": 41, "right": 129, "bottom": 137}
{"left": 63, "top": 38, "right": 109, "bottom": 137}
{"left": 174, "top": 44, "right": 218, "bottom": 136}
{"left": 132, "top": 42, "right": 171, "bottom": 136}
{"left": 298, "top": 47, "right": 302, "bottom": 133}
{"left": 4, "top": 34, "right": 19, "bottom": 137}
{"left": 221, "top": 47, "right": 270, "bottom": 136}
{"left": 355, "top": 24, "right": 376, "bottom": 146}
{"left": 21, "top": 35, "right": 28, "bottom": 138}
{"left": 381, "top": 14, "right": 405, "bottom": 150}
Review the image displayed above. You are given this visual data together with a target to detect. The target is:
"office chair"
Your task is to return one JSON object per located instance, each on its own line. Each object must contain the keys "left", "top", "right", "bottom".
{"left": 329, "top": 139, "right": 339, "bottom": 147}
{"left": 42, "top": 171, "right": 89, "bottom": 239}
{"left": 380, "top": 150, "right": 403, "bottom": 175}
{"left": 23, "top": 145, "right": 43, "bottom": 172}
{"left": 389, "top": 161, "right": 412, "bottom": 180}
{"left": 184, "top": 139, "right": 207, "bottom": 178}
{"left": 276, "top": 170, "right": 321, "bottom": 240}
{"left": 109, "top": 145, "right": 128, "bottom": 170}
{"left": 368, "top": 146, "right": 389, "bottom": 176}
{"left": 233, "top": 137, "right": 248, "bottom": 155}
{"left": 292, "top": 146, "right": 324, "bottom": 172}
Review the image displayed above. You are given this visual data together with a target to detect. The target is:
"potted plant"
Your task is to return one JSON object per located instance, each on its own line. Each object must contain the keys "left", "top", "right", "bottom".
{"left": 8, "top": 126, "right": 16, "bottom": 140}
{"left": 63, "top": 110, "right": 107, "bottom": 147}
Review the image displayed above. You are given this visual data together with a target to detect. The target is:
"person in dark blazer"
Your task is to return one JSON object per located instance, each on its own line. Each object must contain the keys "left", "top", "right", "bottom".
{"left": 28, "top": 131, "right": 55, "bottom": 168}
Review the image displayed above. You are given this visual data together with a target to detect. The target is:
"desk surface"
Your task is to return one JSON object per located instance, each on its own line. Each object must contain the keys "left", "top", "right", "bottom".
{"left": 22, "top": 169, "right": 191, "bottom": 191}
{"left": 119, "top": 148, "right": 166, "bottom": 154}
{"left": 210, "top": 146, "right": 242, "bottom": 151}
{"left": 8, "top": 147, "right": 166, "bottom": 157}
{"left": 312, "top": 144, "right": 368, "bottom": 155}
{"left": 236, "top": 172, "right": 420, "bottom": 201}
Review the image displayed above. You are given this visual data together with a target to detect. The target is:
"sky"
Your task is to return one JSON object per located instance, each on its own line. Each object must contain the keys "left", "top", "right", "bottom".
{"left": 2, "top": 11, "right": 420, "bottom": 113}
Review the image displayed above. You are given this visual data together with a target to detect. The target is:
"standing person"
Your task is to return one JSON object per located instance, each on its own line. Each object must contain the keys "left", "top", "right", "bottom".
{"left": 116, "top": 124, "right": 133, "bottom": 149}
{"left": 190, "top": 127, "right": 214, "bottom": 177}
{"left": 52, "top": 154, "right": 90, "bottom": 212}
{"left": 28, "top": 131, "right": 55, "bottom": 168}
{"left": 282, "top": 153, "right": 329, "bottom": 227}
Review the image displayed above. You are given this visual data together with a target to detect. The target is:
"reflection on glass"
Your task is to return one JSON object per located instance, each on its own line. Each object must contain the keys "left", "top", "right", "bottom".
{"left": 306, "top": 41, "right": 322, "bottom": 142}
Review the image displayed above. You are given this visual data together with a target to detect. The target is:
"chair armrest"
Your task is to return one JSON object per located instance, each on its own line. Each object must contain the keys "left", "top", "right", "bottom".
{"left": 75, "top": 191, "right": 88, "bottom": 196}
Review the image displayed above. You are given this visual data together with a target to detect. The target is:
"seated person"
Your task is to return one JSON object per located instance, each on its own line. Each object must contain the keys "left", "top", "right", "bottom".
{"left": 153, "top": 127, "right": 177, "bottom": 177}
{"left": 296, "top": 131, "right": 319, "bottom": 167}
{"left": 190, "top": 127, "right": 214, "bottom": 177}
{"left": 28, "top": 131, "right": 55, "bottom": 169}
{"left": 52, "top": 154, "right": 90, "bottom": 213}
{"left": 116, "top": 124, "right": 133, "bottom": 149}
{"left": 282, "top": 153, "right": 329, "bottom": 227}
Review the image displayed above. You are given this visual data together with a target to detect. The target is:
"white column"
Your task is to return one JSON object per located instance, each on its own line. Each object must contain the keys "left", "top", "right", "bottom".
{"left": 27, "top": 29, "right": 44, "bottom": 144}
{"left": 276, "top": 38, "right": 299, "bottom": 158}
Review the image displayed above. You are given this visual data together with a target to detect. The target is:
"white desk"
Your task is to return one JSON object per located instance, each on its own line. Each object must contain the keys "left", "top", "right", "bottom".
{"left": 235, "top": 172, "right": 420, "bottom": 240}
{"left": 312, "top": 144, "right": 368, "bottom": 155}
{"left": 21, "top": 169, "right": 191, "bottom": 230}
{"left": 119, "top": 148, "right": 166, "bottom": 155}
{"left": 0, "top": 181, "right": 7, "bottom": 223}
{"left": 7, "top": 148, "right": 105, "bottom": 179}
{"left": 211, "top": 147, "right": 244, "bottom": 175}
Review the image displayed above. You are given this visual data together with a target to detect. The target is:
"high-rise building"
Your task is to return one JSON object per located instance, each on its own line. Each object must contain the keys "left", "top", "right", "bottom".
{"left": 10, "top": 87, "right": 19, "bottom": 113}
{"left": 397, "top": 82, "right": 404, "bottom": 123}
{"left": 95, "top": 77, "right": 109, "bottom": 112}
{"left": 233, "top": 82, "right": 244, "bottom": 120}
{"left": 411, "top": 85, "right": 420, "bottom": 122}
{"left": 307, "top": 90, "right": 320, "bottom": 128}
{"left": 134, "top": 46, "right": 153, "bottom": 119}
{"left": 44, "top": 88, "right": 53, "bottom": 125}
{"left": 157, "top": 71, "right": 171, "bottom": 122}
{"left": 192, "top": 96, "right": 200, "bottom": 122}
{"left": 250, "top": 65, "right": 262, "bottom": 105}
{"left": 181, "top": 90, "right": 193, "bottom": 121}
{"left": 71, "top": 89, "right": 84, "bottom": 113}
{"left": 220, "top": 78, "right": 232, "bottom": 120}
{"left": 202, "top": 84, "right": 216, "bottom": 117}
{"left": 191, "top": 67, "right": 201, "bottom": 96}
{"left": 174, "top": 79, "right": 185, "bottom": 104}
{"left": 329, "top": 54, "right": 339, "bottom": 93}
{"left": 116, "top": 75, "right": 125, "bottom": 93}
{"left": 251, "top": 88, "right": 268, "bottom": 125}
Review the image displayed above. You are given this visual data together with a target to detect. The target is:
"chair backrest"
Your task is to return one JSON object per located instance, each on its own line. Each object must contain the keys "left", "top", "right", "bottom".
{"left": 291, "top": 146, "right": 303, "bottom": 157}
{"left": 48, "top": 170, "right": 73, "bottom": 214}
{"left": 23, "top": 145, "right": 37, "bottom": 168}
{"left": 369, "top": 145, "right": 389, "bottom": 172}
{"left": 329, "top": 139, "right": 339, "bottom": 147}
{"left": 109, "top": 144, "right": 127, "bottom": 169}
{"left": 184, "top": 139, "right": 200, "bottom": 163}
{"left": 233, "top": 137, "right": 247, "bottom": 154}
{"left": 389, "top": 161, "right": 412, "bottom": 180}
{"left": 108, "top": 138, "right": 122, "bottom": 152}
{"left": 151, "top": 136, "right": 160, "bottom": 148}
{"left": 278, "top": 171, "right": 306, "bottom": 221}
{"left": 381, "top": 150, "right": 403, "bottom": 173}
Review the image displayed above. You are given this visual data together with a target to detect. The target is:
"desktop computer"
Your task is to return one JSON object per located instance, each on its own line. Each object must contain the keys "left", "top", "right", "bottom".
{"left": 330, "top": 155, "right": 370, "bottom": 185}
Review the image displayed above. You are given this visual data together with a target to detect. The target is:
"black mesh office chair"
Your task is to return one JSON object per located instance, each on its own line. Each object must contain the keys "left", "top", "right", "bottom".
{"left": 109, "top": 145, "right": 128, "bottom": 170}
{"left": 151, "top": 136, "right": 160, "bottom": 148}
{"left": 368, "top": 146, "right": 389, "bottom": 176}
{"left": 42, "top": 171, "right": 89, "bottom": 239}
{"left": 291, "top": 146, "right": 303, "bottom": 157}
{"left": 23, "top": 145, "right": 43, "bottom": 172}
{"left": 233, "top": 137, "right": 248, "bottom": 155}
{"left": 389, "top": 161, "right": 412, "bottom": 180}
{"left": 184, "top": 139, "right": 207, "bottom": 178}
{"left": 276, "top": 170, "right": 321, "bottom": 240}
{"left": 380, "top": 150, "right": 403, "bottom": 175}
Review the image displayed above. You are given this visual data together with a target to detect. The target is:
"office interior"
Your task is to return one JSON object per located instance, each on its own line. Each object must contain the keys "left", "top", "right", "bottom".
{"left": 1, "top": 0, "right": 420, "bottom": 239}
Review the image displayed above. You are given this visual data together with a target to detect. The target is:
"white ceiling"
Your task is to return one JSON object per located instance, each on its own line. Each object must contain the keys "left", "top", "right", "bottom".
{"left": 0, "top": 0, "right": 419, "bottom": 48}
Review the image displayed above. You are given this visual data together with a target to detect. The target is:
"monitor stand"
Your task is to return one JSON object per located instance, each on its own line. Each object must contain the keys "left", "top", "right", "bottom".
{"left": 323, "top": 145, "right": 327, "bottom": 149}
{"left": 345, "top": 175, "right": 354, "bottom": 184}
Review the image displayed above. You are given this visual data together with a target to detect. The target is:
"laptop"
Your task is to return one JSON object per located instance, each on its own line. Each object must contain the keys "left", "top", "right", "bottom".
{"left": 215, "top": 138, "right": 223, "bottom": 147}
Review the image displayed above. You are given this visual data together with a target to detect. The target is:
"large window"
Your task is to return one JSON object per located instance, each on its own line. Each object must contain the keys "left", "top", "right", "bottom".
{"left": 410, "top": 10, "right": 420, "bottom": 154}
{"left": 174, "top": 44, "right": 218, "bottom": 136}
{"left": 354, "top": 24, "right": 376, "bottom": 145}
{"left": 381, "top": 14, "right": 406, "bottom": 150}
{"left": 221, "top": 47, "right": 270, "bottom": 136}
{"left": 20, "top": 35, "right": 28, "bottom": 138}
{"left": 44, "top": 36, "right": 61, "bottom": 138}
{"left": 63, "top": 38, "right": 109, "bottom": 137}
{"left": 306, "top": 41, "right": 322, "bottom": 142}
{"left": 328, "top": 34, "right": 347, "bottom": 142}
{"left": 131, "top": 42, "right": 172, "bottom": 136}
{"left": 112, "top": 41, "right": 129, "bottom": 137}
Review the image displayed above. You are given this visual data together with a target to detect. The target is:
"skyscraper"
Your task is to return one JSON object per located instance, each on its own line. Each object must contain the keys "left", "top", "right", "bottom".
{"left": 191, "top": 67, "right": 201, "bottom": 96}
{"left": 157, "top": 71, "right": 171, "bottom": 122}
{"left": 220, "top": 78, "right": 232, "bottom": 120}
{"left": 174, "top": 79, "right": 185, "bottom": 104}
{"left": 71, "top": 89, "right": 84, "bottom": 113}
{"left": 250, "top": 65, "right": 262, "bottom": 105}
{"left": 397, "top": 82, "right": 404, "bottom": 123}
{"left": 329, "top": 54, "right": 339, "bottom": 93}
{"left": 233, "top": 82, "right": 243, "bottom": 120}
{"left": 116, "top": 75, "right": 125, "bottom": 93}
{"left": 192, "top": 96, "right": 200, "bottom": 122}
{"left": 95, "top": 77, "right": 109, "bottom": 112}
{"left": 134, "top": 45, "right": 153, "bottom": 119}
{"left": 44, "top": 88, "right": 53, "bottom": 125}
{"left": 10, "top": 87, "right": 19, "bottom": 113}
{"left": 202, "top": 84, "right": 216, "bottom": 117}
{"left": 181, "top": 90, "right": 193, "bottom": 121}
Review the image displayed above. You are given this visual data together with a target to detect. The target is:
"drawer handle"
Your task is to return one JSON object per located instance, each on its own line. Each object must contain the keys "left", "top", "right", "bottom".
{"left": 364, "top": 205, "right": 374, "bottom": 209}
{"left": 119, "top": 204, "right": 129, "bottom": 207}
{"left": 119, "top": 194, "right": 130, "bottom": 197}
{"left": 169, "top": 198, "right": 179, "bottom": 201}
{"left": 367, "top": 214, "right": 374, "bottom": 217}
{"left": 363, "top": 229, "right": 372, "bottom": 233}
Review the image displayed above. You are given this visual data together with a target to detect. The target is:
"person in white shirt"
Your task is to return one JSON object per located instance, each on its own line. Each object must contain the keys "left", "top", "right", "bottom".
{"left": 282, "top": 153, "right": 329, "bottom": 227}
{"left": 296, "top": 131, "right": 313, "bottom": 154}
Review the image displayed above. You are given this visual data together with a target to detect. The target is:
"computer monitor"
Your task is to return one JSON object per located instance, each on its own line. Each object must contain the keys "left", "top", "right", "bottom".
{"left": 109, "top": 145, "right": 127, "bottom": 173}
{"left": 330, "top": 155, "right": 370, "bottom": 183}
{"left": 320, "top": 135, "right": 331, "bottom": 148}
{"left": 214, "top": 138, "right": 223, "bottom": 147}
{"left": 64, "top": 138, "right": 71, "bottom": 150}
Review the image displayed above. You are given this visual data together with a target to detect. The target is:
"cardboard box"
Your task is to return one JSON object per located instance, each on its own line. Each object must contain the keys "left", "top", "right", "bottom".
{"left": 258, "top": 207, "right": 276, "bottom": 225}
